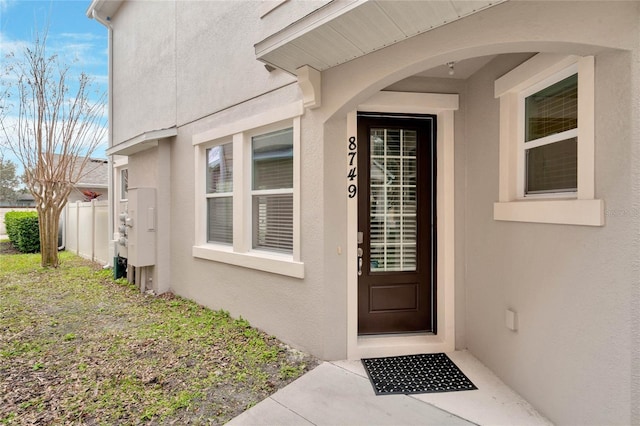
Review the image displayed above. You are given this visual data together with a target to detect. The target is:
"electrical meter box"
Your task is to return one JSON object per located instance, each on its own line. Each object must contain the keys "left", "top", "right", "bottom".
{"left": 127, "top": 187, "right": 156, "bottom": 267}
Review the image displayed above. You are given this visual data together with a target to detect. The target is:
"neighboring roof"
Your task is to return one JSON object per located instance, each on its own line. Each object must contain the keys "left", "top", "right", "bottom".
{"left": 75, "top": 158, "right": 109, "bottom": 189}
{"left": 255, "top": 0, "right": 507, "bottom": 74}
{"left": 50, "top": 155, "right": 109, "bottom": 189}
{"left": 17, "top": 193, "right": 35, "bottom": 202}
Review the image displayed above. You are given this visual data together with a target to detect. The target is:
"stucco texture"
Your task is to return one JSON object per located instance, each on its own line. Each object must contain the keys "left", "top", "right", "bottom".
{"left": 166, "top": 85, "right": 332, "bottom": 358}
{"left": 463, "top": 52, "right": 633, "bottom": 425}
{"left": 106, "top": 1, "right": 639, "bottom": 424}
{"left": 111, "top": 0, "right": 177, "bottom": 144}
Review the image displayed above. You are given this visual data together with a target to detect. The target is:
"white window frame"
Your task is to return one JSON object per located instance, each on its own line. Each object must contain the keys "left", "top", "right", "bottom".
{"left": 120, "top": 168, "right": 129, "bottom": 201}
{"left": 346, "top": 91, "right": 459, "bottom": 359}
{"left": 493, "top": 54, "right": 604, "bottom": 226}
{"left": 248, "top": 125, "right": 295, "bottom": 253}
{"left": 113, "top": 156, "right": 129, "bottom": 203}
{"left": 205, "top": 142, "right": 234, "bottom": 245}
{"left": 518, "top": 64, "right": 578, "bottom": 198}
{"left": 192, "top": 102, "right": 304, "bottom": 278}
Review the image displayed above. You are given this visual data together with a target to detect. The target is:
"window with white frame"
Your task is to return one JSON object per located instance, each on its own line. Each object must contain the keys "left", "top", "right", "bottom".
{"left": 523, "top": 71, "right": 577, "bottom": 195}
{"left": 201, "top": 128, "right": 294, "bottom": 252}
{"left": 493, "top": 54, "right": 603, "bottom": 226}
{"left": 120, "top": 168, "right": 129, "bottom": 201}
{"left": 206, "top": 143, "right": 233, "bottom": 244}
{"left": 192, "top": 102, "right": 304, "bottom": 278}
{"left": 251, "top": 128, "right": 293, "bottom": 252}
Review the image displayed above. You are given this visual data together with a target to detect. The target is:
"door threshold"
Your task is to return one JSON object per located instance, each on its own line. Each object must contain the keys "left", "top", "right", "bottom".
{"left": 353, "top": 333, "right": 452, "bottom": 360}
{"left": 358, "top": 331, "right": 435, "bottom": 338}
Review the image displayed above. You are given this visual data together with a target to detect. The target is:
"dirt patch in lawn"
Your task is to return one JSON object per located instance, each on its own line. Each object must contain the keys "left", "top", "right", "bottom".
{"left": 0, "top": 240, "right": 20, "bottom": 255}
{"left": 0, "top": 252, "right": 318, "bottom": 425}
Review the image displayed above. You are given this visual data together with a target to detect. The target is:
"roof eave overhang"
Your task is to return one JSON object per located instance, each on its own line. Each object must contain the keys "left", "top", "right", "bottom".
{"left": 86, "top": 0, "right": 123, "bottom": 21}
{"left": 106, "top": 128, "right": 177, "bottom": 156}
{"left": 255, "top": 0, "right": 507, "bottom": 75}
{"left": 255, "top": 0, "right": 366, "bottom": 73}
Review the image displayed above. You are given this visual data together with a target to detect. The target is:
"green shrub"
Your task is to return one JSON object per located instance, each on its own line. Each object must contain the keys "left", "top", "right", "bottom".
{"left": 5, "top": 211, "right": 40, "bottom": 253}
{"left": 5, "top": 211, "right": 33, "bottom": 242}
{"left": 15, "top": 216, "right": 40, "bottom": 253}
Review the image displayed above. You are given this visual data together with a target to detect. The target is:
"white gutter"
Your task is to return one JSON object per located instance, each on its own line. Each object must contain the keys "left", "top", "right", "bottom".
{"left": 90, "top": 10, "right": 115, "bottom": 265}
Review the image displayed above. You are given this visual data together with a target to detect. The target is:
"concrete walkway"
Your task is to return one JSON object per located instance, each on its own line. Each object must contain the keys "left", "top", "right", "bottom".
{"left": 228, "top": 350, "right": 551, "bottom": 426}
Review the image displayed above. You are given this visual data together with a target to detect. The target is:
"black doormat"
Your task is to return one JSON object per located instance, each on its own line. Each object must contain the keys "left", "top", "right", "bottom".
{"left": 361, "top": 353, "right": 477, "bottom": 395}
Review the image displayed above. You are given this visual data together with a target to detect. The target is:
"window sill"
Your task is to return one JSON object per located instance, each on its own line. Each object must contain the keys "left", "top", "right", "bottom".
{"left": 493, "top": 199, "right": 604, "bottom": 226}
{"left": 192, "top": 244, "right": 304, "bottom": 278}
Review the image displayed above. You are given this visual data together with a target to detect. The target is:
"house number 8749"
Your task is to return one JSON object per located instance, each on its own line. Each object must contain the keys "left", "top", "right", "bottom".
{"left": 347, "top": 136, "right": 357, "bottom": 198}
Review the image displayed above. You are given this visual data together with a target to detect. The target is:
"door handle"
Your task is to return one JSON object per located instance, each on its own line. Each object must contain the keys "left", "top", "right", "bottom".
{"left": 357, "top": 247, "right": 363, "bottom": 276}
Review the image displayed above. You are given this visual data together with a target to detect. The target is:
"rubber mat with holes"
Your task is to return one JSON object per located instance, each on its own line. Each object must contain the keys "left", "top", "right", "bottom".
{"left": 361, "top": 353, "right": 477, "bottom": 395}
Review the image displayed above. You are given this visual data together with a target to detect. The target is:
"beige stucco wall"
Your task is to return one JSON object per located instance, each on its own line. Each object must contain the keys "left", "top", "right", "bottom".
{"left": 256, "top": 0, "right": 331, "bottom": 41}
{"left": 108, "top": 0, "right": 336, "bottom": 357}
{"left": 110, "top": 0, "right": 329, "bottom": 145}
{"left": 173, "top": 1, "right": 298, "bottom": 127}
{"left": 111, "top": 0, "right": 177, "bottom": 144}
{"left": 167, "top": 83, "right": 331, "bottom": 357}
{"left": 107, "top": 0, "right": 639, "bottom": 423}
{"left": 463, "top": 52, "right": 634, "bottom": 425}
{"left": 632, "top": 23, "right": 640, "bottom": 426}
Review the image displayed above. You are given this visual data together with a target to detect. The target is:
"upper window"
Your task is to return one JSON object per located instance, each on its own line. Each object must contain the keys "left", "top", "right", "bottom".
{"left": 493, "top": 54, "right": 603, "bottom": 226}
{"left": 191, "top": 101, "right": 304, "bottom": 278}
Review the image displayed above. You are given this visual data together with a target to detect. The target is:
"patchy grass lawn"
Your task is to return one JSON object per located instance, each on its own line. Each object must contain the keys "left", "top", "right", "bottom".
{"left": 0, "top": 245, "right": 317, "bottom": 425}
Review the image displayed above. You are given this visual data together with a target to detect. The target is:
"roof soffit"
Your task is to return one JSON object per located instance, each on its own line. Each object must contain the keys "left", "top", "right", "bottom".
{"left": 255, "top": 0, "right": 507, "bottom": 74}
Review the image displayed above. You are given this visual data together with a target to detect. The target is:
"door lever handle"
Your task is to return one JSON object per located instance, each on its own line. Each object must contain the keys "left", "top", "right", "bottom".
{"left": 357, "top": 248, "right": 363, "bottom": 276}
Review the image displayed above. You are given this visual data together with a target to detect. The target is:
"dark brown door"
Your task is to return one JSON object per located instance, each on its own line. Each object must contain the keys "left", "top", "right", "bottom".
{"left": 357, "top": 113, "right": 436, "bottom": 335}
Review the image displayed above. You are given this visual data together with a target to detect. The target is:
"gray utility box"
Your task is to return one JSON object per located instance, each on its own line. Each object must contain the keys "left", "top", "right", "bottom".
{"left": 127, "top": 187, "right": 156, "bottom": 267}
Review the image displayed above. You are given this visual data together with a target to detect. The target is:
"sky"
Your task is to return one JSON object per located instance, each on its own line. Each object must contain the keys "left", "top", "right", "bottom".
{"left": 0, "top": 0, "right": 109, "bottom": 173}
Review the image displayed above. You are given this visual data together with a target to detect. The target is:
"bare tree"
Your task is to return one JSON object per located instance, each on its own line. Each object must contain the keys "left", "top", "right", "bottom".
{"left": 0, "top": 30, "right": 106, "bottom": 267}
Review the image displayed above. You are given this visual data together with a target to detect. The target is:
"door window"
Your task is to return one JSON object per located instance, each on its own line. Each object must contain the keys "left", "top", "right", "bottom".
{"left": 369, "top": 128, "right": 417, "bottom": 272}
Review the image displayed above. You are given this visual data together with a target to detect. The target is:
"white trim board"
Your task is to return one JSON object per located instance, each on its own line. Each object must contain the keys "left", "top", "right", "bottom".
{"left": 347, "top": 91, "right": 457, "bottom": 359}
{"left": 493, "top": 54, "right": 602, "bottom": 226}
{"left": 192, "top": 105, "right": 304, "bottom": 278}
{"left": 192, "top": 102, "right": 303, "bottom": 146}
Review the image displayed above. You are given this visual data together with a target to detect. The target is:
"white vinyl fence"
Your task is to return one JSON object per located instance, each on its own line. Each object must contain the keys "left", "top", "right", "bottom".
{"left": 65, "top": 200, "right": 109, "bottom": 265}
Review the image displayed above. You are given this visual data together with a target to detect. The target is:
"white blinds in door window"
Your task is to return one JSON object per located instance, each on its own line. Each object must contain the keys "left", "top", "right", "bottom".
{"left": 369, "top": 128, "right": 417, "bottom": 272}
{"left": 252, "top": 128, "right": 294, "bottom": 253}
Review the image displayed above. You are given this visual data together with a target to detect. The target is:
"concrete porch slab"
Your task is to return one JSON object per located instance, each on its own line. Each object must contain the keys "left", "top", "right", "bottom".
{"left": 333, "top": 350, "right": 552, "bottom": 426}
{"left": 228, "top": 350, "right": 552, "bottom": 426}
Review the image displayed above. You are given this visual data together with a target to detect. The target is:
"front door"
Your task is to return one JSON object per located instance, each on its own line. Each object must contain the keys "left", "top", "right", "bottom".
{"left": 357, "top": 113, "right": 436, "bottom": 335}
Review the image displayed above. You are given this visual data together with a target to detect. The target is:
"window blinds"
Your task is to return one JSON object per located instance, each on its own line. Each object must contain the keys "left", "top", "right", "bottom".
{"left": 252, "top": 128, "right": 294, "bottom": 253}
{"left": 524, "top": 73, "right": 578, "bottom": 194}
{"left": 206, "top": 144, "right": 233, "bottom": 244}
